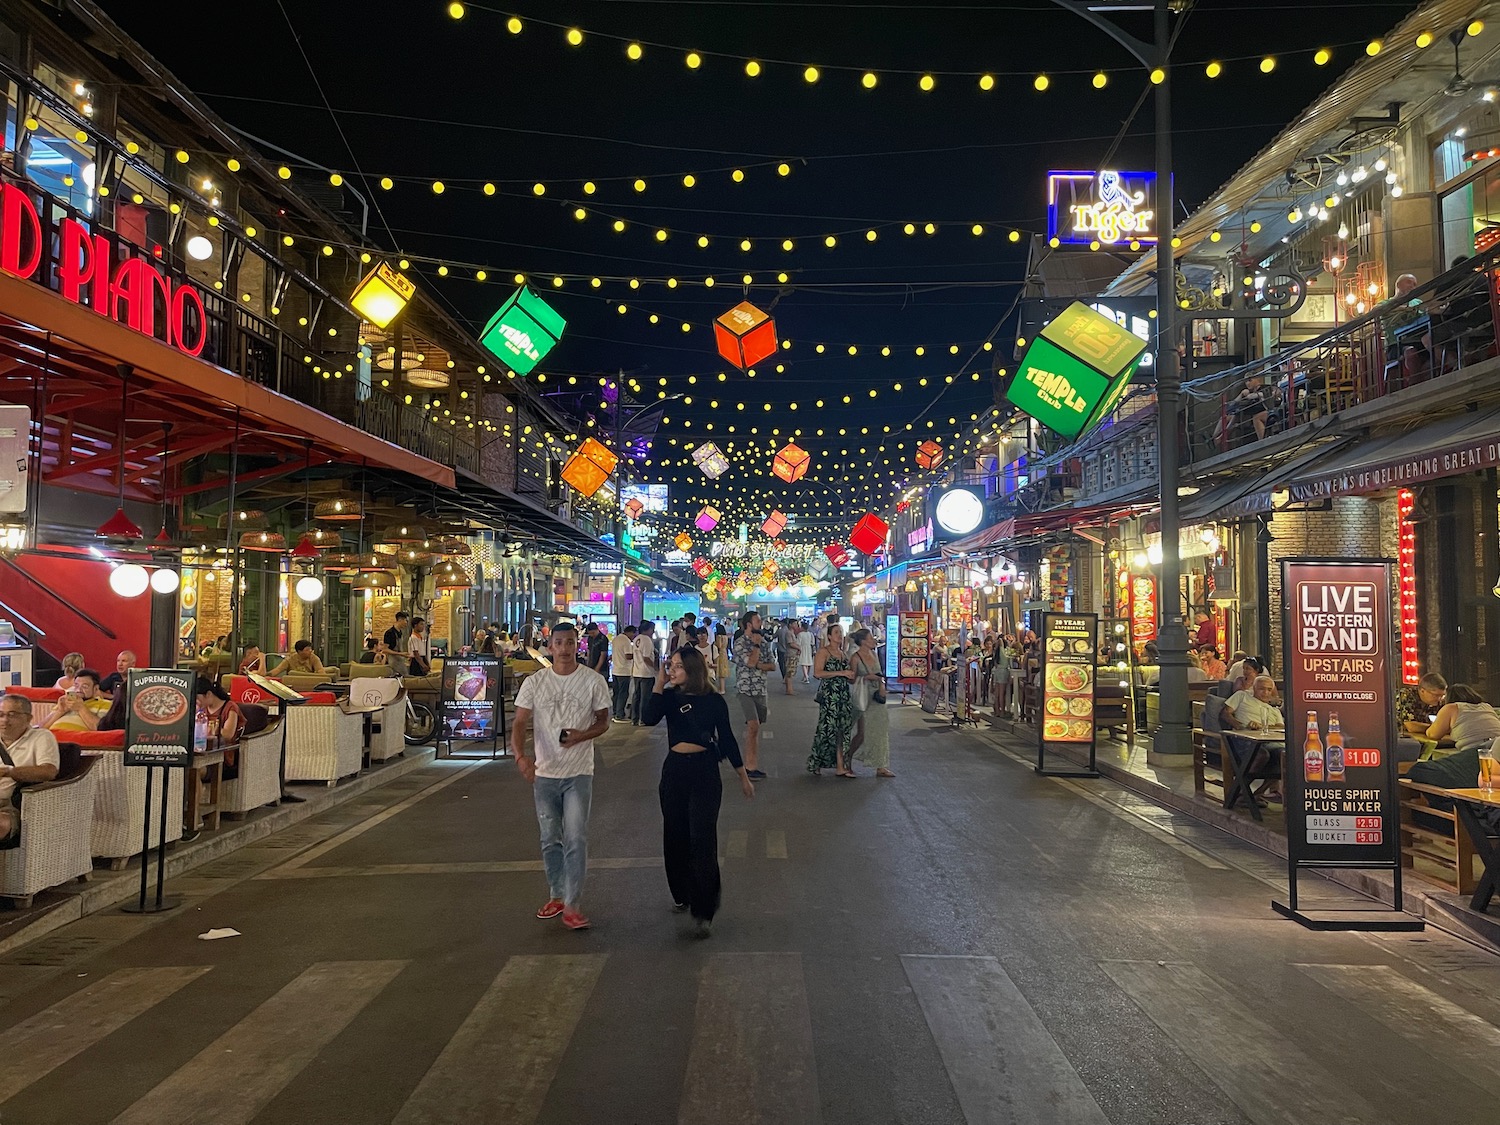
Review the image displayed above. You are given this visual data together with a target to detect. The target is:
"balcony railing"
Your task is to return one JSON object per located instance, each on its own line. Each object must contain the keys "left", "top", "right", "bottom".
{"left": 1180, "top": 248, "right": 1500, "bottom": 465}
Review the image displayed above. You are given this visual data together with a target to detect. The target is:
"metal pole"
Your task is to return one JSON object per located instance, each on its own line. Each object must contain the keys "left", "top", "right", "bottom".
{"left": 1149, "top": 0, "right": 1193, "bottom": 763}
{"left": 135, "top": 765, "right": 153, "bottom": 910}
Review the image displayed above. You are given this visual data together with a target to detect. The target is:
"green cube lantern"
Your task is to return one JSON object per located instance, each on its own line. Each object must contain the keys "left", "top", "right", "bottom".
{"left": 479, "top": 285, "right": 567, "bottom": 375}
{"left": 1006, "top": 301, "right": 1147, "bottom": 439}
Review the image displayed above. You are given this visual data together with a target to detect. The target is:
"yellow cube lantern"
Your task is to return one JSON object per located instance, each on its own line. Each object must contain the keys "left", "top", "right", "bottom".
{"left": 350, "top": 262, "right": 415, "bottom": 329}
{"left": 674, "top": 532, "right": 694, "bottom": 551}
{"left": 560, "top": 438, "right": 618, "bottom": 498}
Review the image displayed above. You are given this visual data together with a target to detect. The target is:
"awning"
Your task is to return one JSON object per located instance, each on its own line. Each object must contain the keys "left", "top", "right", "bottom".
{"left": 1182, "top": 437, "right": 1352, "bottom": 523}
{"left": 1287, "top": 408, "right": 1500, "bottom": 502}
{"left": 941, "top": 498, "right": 1156, "bottom": 556}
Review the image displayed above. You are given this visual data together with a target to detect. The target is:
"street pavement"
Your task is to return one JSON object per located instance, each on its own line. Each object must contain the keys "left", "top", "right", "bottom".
{"left": 0, "top": 679, "right": 1497, "bottom": 1124}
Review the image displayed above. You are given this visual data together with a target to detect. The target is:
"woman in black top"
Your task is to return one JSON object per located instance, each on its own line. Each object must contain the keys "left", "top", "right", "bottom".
{"left": 643, "top": 645, "right": 755, "bottom": 936}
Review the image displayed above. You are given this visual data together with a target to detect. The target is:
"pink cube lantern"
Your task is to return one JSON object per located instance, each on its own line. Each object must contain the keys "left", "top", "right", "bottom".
{"left": 695, "top": 505, "right": 721, "bottom": 533}
{"left": 762, "top": 510, "right": 787, "bottom": 537}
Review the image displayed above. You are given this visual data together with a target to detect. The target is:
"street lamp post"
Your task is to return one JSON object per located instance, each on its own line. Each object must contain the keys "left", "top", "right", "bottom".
{"left": 1050, "top": 0, "right": 1192, "bottom": 760}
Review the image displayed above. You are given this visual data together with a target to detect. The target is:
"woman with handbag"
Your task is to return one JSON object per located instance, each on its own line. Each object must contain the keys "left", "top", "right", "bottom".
{"left": 807, "top": 623, "right": 858, "bottom": 777}
{"left": 643, "top": 645, "right": 755, "bottom": 937}
{"left": 846, "top": 628, "right": 893, "bottom": 778}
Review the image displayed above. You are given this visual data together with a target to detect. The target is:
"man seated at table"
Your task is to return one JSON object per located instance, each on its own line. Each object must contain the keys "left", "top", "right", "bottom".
{"left": 270, "top": 640, "right": 327, "bottom": 678}
{"left": 0, "top": 694, "right": 59, "bottom": 842}
{"left": 40, "top": 669, "right": 110, "bottom": 733}
{"left": 239, "top": 642, "right": 266, "bottom": 675}
{"left": 99, "top": 650, "right": 136, "bottom": 697}
{"left": 1395, "top": 672, "right": 1448, "bottom": 736}
{"left": 1222, "top": 675, "right": 1284, "bottom": 732}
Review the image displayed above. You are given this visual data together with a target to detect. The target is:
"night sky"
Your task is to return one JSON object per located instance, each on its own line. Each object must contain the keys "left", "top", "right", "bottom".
{"left": 100, "top": 0, "right": 1413, "bottom": 535}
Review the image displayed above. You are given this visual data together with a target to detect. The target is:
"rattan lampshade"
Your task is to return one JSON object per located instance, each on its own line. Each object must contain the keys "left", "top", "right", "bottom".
{"left": 432, "top": 559, "right": 472, "bottom": 591}
{"left": 238, "top": 530, "right": 286, "bottom": 552}
{"left": 218, "top": 509, "right": 267, "bottom": 531}
{"left": 347, "top": 569, "right": 398, "bottom": 591}
{"left": 312, "top": 496, "right": 365, "bottom": 521}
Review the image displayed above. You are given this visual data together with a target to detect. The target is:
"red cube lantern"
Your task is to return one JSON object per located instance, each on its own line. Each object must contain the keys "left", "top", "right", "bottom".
{"left": 824, "top": 543, "right": 851, "bottom": 568}
{"left": 624, "top": 497, "right": 644, "bottom": 521}
{"left": 560, "top": 437, "right": 618, "bottom": 497}
{"left": 915, "top": 439, "right": 945, "bottom": 470}
{"left": 772, "top": 442, "right": 810, "bottom": 484}
{"left": 692, "top": 558, "right": 714, "bottom": 578}
{"left": 849, "top": 513, "right": 889, "bottom": 555}
{"left": 714, "top": 301, "right": 778, "bottom": 370}
{"left": 773, "top": 538, "right": 787, "bottom": 549}
{"left": 762, "top": 510, "right": 787, "bottom": 537}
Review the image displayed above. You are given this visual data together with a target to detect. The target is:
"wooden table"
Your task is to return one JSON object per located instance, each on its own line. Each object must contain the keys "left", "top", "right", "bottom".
{"left": 1222, "top": 729, "right": 1285, "bottom": 822}
{"left": 185, "top": 749, "right": 225, "bottom": 834}
{"left": 1403, "top": 783, "right": 1500, "bottom": 911}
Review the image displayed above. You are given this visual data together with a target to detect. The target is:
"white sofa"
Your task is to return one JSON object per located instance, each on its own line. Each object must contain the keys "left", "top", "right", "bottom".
{"left": 2, "top": 756, "right": 98, "bottom": 906}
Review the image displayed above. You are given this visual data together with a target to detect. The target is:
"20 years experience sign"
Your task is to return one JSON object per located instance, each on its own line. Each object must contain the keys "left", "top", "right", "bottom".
{"left": 1281, "top": 560, "right": 1400, "bottom": 870}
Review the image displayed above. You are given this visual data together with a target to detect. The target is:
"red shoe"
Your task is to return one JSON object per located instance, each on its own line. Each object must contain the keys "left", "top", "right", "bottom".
{"left": 562, "top": 909, "right": 591, "bottom": 930}
{"left": 536, "top": 899, "right": 564, "bottom": 920}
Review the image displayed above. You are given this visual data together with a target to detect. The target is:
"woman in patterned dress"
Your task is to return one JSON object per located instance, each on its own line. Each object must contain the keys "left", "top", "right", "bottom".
{"left": 807, "top": 624, "right": 857, "bottom": 776}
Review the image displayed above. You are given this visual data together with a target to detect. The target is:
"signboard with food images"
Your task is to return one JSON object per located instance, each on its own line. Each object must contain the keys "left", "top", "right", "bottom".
{"left": 123, "top": 669, "right": 195, "bottom": 767}
{"left": 897, "top": 612, "right": 932, "bottom": 684}
{"left": 1037, "top": 612, "right": 1100, "bottom": 778}
{"left": 441, "top": 656, "right": 503, "bottom": 742}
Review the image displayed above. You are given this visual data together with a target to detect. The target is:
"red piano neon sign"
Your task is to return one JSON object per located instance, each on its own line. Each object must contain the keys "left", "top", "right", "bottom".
{"left": 0, "top": 182, "right": 207, "bottom": 357}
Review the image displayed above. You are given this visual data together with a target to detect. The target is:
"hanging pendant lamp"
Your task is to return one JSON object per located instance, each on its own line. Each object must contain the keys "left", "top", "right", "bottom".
{"left": 97, "top": 368, "right": 144, "bottom": 542}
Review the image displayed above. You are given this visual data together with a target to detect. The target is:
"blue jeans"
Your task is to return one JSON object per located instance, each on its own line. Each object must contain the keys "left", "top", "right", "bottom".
{"left": 532, "top": 775, "right": 593, "bottom": 908}
{"left": 630, "top": 678, "right": 653, "bottom": 722}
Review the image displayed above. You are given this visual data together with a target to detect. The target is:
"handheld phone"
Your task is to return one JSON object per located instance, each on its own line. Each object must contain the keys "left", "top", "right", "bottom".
{"left": 558, "top": 729, "right": 570, "bottom": 745}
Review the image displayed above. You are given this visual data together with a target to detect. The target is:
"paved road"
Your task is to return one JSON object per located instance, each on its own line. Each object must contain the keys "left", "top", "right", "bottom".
{"left": 1, "top": 685, "right": 1497, "bottom": 1124}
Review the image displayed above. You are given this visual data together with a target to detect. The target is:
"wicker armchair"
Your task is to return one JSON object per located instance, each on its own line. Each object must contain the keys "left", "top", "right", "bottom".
{"left": 90, "top": 751, "right": 186, "bottom": 869}
{"left": 347, "top": 678, "right": 405, "bottom": 763}
{"left": 221, "top": 716, "right": 285, "bottom": 817}
{"left": 284, "top": 702, "right": 364, "bottom": 786}
{"left": 1, "top": 751, "right": 98, "bottom": 907}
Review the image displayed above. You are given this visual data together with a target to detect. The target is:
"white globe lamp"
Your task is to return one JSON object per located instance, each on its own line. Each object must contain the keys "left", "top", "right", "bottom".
{"left": 295, "top": 575, "right": 325, "bottom": 602}
{"left": 149, "top": 567, "right": 180, "bottom": 594}
{"left": 109, "top": 563, "right": 150, "bottom": 598}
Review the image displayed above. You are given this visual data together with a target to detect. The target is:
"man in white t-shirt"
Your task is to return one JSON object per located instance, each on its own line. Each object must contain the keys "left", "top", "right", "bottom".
{"left": 629, "top": 621, "right": 658, "bottom": 726}
{"left": 511, "top": 623, "right": 613, "bottom": 931}
{"left": 1223, "top": 676, "right": 1284, "bottom": 732}
{"left": 0, "top": 694, "right": 60, "bottom": 841}
{"left": 609, "top": 625, "right": 637, "bottom": 721}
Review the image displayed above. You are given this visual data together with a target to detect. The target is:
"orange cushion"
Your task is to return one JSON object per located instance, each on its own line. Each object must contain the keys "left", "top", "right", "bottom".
{"left": 8, "top": 685, "right": 63, "bottom": 704}
{"left": 58, "top": 729, "right": 126, "bottom": 748}
{"left": 300, "top": 691, "right": 338, "bottom": 706}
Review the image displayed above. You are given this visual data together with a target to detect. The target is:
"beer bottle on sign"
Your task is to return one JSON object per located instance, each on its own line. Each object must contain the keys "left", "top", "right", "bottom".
{"left": 1325, "top": 711, "right": 1345, "bottom": 782}
{"left": 1304, "top": 711, "right": 1324, "bottom": 784}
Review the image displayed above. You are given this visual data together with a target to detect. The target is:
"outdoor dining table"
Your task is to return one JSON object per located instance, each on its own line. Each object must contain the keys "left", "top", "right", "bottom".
{"left": 1222, "top": 729, "right": 1285, "bottom": 822}
{"left": 1400, "top": 781, "right": 1500, "bottom": 912}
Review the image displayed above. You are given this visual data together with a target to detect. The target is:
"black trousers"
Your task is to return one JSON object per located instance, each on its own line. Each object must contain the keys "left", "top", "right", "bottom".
{"left": 659, "top": 750, "right": 723, "bottom": 921}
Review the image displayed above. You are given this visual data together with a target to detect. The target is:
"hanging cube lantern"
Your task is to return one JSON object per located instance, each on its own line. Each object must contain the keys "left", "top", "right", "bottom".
{"left": 692, "top": 441, "right": 731, "bottom": 479}
{"left": 713, "top": 301, "right": 779, "bottom": 371}
{"left": 762, "top": 510, "right": 787, "bottom": 537}
{"left": 624, "top": 497, "right": 644, "bottom": 521}
{"left": 1007, "top": 300, "right": 1149, "bottom": 439}
{"left": 773, "top": 538, "right": 787, "bottom": 549}
{"left": 695, "top": 505, "right": 721, "bottom": 533}
{"left": 772, "top": 442, "right": 810, "bottom": 484}
{"left": 674, "top": 532, "right": 694, "bottom": 551}
{"left": 479, "top": 285, "right": 567, "bottom": 375}
{"left": 824, "top": 542, "right": 851, "bottom": 568}
{"left": 849, "top": 513, "right": 889, "bottom": 555}
{"left": 693, "top": 557, "right": 714, "bottom": 578}
{"left": 349, "top": 262, "right": 415, "bottom": 329}
{"left": 915, "top": 439, "right": 946, "bottom": 471}
{"left": 559, "top": 437, "right": 618, "bottom": 498}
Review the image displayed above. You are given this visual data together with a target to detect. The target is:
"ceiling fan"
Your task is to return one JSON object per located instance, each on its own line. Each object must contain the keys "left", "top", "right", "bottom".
{"left": 1444, "top": 28, "right": 1476, "bottom": 97}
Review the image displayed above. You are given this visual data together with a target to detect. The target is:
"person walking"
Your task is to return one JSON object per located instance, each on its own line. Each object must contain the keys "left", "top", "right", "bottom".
{"left": 643, "top": 645, "right": 755, "bottom": 937}
{"left": 807, "top": 623, "right": 857, "bottom": 777}
{"left": 511, "top": 624, "right": 613, "bottom": 931}
{"left": 777, "top": 619, "right": 795, "bottom": 695}
{"left": 630, "top": 621, "right": 658, "bottom": 725}
{"left": 795, "top": 623, "right": 815, "bottom": 684}
{"left": 609, "top": 625, "right": 636, "bottom": 721}
{"left": 731, "top": 611, "right": 774, "bottom": 780}
{"left": 847, "top": 628, "right": 893, "bottom": 777}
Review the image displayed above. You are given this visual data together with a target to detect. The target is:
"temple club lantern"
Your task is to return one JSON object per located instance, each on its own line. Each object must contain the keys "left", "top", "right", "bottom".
{"left": 674, "top": 532, "right": 694, "bottom": 551}
{"left": 849, "top": 513, "right": 889, "bottom": 555}
{"left": 1007, "top": 300, "right": 1149, "bottom": 439}
{"left": 772, "top": 442, "right": 810, "bottom": 484}
{"left": 695, "top": 505, "right": 721, "bottom": 533}
{"left": 761, "top": 510, "right": 787, "bottom": 537}
{"left": 624, "top": 497, "right": 644, "bottom": 521}
{"left": 713, "top": 301, "right": 778, "bottom": 371}
{"left": 560, "top": 437, "right": 618, "bottom": 497}
{"left": 915, "top": 439, "right": 945, "bottom": 471}
{"left": 349, "top": 262, "right": 415, "bottom": 329}
{"left": 479, "top": 285, "right": 567, "bottom": 375}
{"left": 824, "top": 543, "right": 851, "bottom": 568}
{"left": 691, "top": 441, "right": 731, "bottom": 479}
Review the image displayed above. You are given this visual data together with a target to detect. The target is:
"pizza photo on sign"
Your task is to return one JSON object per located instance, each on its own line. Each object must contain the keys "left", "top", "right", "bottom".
{"left": 133, "top": 684, "right": 189, "bottom": 727}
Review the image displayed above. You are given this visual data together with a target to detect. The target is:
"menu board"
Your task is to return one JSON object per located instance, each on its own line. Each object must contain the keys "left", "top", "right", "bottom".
{"left": 123, "top": 669, "right": 195, "bottom": 767}
{"left": 1281, "top": 560, "right": 1399, "bottom": 869}
{"left": 884, "top": 612, "right": 900, "bottom": 680}
{"left": 946, "top": 587, "right": 974, "bottom": 632}
{"left": 441, "top": 656, "right": 502, "bottom": 741}
{"left": 1128, "top": 573, "right": 1158, "bottom": 651}
{"left": 1039, "top": 613, "right": 1097, "bottom": 745}
{"left": 897, "top": 612, "right": 931, "bottom": 683}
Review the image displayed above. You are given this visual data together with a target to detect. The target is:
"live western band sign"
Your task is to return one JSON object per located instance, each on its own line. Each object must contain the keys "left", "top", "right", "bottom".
{"left": 0, "top": 181, "right": 208, "bottom": 356}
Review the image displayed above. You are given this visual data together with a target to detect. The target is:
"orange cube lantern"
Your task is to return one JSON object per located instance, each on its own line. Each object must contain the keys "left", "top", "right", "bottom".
{"left": 560, "top": 438, "right": 617, "bottom": 498}
{"left": 714, "top": 301, "right": 779, "bottom": 370}
{"left": 674, "top": 532, "right": 693, "bottom": 551}
{"left": 915, "top": 439, "right": 945, "bottom": 470}
{"left": 624, "top": 497, "right": 644, "bottom": 521}
{"left": 824, "top": 543, "right": 851, "bottom": 568}
{"left": 772, "top": 442, "right": 810, "bottom": 483}
{"left": 762, "top": 510, "right": 787, "bottom": 537}
{"left": 849, "top": 513, "right": 889, "bottom": 555}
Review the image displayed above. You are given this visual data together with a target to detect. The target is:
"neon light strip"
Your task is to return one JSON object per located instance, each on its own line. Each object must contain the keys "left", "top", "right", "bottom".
{"left": 1397, "top": 488, "right": 1419, "bottom": 685}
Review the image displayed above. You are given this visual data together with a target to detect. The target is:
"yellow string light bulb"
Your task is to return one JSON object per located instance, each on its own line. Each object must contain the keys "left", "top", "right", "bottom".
{"left": 1260, "top": 57, "right": 1276, "bottom": 73}
{"left": 566, "top": 28, "right": 583, "bottom": 46}
{"left": 656, "top": 229, "right": 669, "bottom": 241}
{"left": 380, "top": 176, "right": 393, "bottom": 190}
{"left": 862, "top": 72, "right": 878, "bottom": 89}
{"left": 924, "top": 222, "right": 936, "bottom": 235}
{"left": 1048, "top": 237, "right": 1060, "bottom": 248}
{"left": 431, "top": 181, "right": 446, "bottom": 194}
{"left": 745, "top": 59, "right": 761, "bottom": 77}
{"left": 1250, "top": 220, "right": 1262, "bottom": 232}
{"left": 531, "top": 182, "right": 544, "bottom": 196}
{"left": 866, "top": 229, "right": 878, "bottom": 241}
{"left": 979, "top": 74, "right": 995, "bottom": 91}
{"left": 732, "top": 169, "right": 745, "bottom": 182}
{"left": 682, "top": 174, "right": 696, "bottom": 188}
{"left": 777, "top": 162, "right": 791, "bottom": 176}
{"left": 1034, "top": 74, "right": 1049, "bottom": 91}
{"left": 1313, "top": 47, "right": 1332, "bottom": 65}
{"left": 1209, "top": 230, "right": 1222, "bottom": 242}
{"left": 971, "top": 224, "right": 984, "bottom": 236}
{"left": 328, "top": 173, "right": 343, "bottom": 187}
{"left": 698, "top": 235, "right": 710, "bottom": 248}
{"left": 573, "top": 207, "right": 586, "bottom": 220}
{"left": 633, "top": 178, "right": 647, "bottom": 192}
{"left": 448, "top": 2, "right": 465, "bottom": 18}
{"left": 1366, "top": 40, "right": 1382, "bottom": 56}
{"left": 507, "top": 16, "right": 522, "bottom": 34}
{"left": 919, "top": 74, "right": 935, "bottom": 91}
{"left": 686, "top": 51, "right": 702, "bottom": 69}
{"left": 1205, "top": 60, "right": 1222, "bottom": 78}
{"left": 477, "top": 270, "right": 488, "bottom": 281}
{"left": 804, "top": 66, "right": 820, "bottom": 84}
{"left": 277, "top": 165, "right": 291, "bottom": 180}
{"left": 1469, "top": 20, "right": 1484, "bottom": 36}
{"left": 825, "top": 235, "right": 837, "bottom": 248}
{"left": 626, "top": 42, "right": 643, "bottom": 60}
{"left": 1149, "top": 67, "right": 1165, "bottom": 84}
{"left": 903, "top": 223, "right": 916, "bottom": 235}
{"left": 1092, "top": 72, "right": 1108, "bottom": 89}
{"left": 782, "top": 239, "right": 794, "bottom": 251}
{"left": 614, "top": 219, "right": 626, "bottom": 232}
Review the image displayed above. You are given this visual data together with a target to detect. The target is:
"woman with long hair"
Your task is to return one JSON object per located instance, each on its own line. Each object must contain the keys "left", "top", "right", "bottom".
{"left": 643, "top": 645, "right": 754, "bottom": 937}
{"left": 847, "top": 628, "right": 893, "bottom": 778}
{"left": 807, "top": 623, "right": 858, "bottom": 777}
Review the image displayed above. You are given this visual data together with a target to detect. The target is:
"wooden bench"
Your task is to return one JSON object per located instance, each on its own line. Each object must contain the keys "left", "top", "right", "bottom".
{"left": 1400, "top": 779, "right": 1480, "bottom": 894}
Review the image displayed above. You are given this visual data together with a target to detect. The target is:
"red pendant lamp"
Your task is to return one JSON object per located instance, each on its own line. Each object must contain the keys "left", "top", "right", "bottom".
{"left": 96, "top": 369, "right": 143, "bottom": 541}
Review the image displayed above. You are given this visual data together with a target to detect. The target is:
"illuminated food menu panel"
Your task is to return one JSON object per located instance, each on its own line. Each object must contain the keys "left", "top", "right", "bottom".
{"left": 1282, "top": 560, "right": 1399, "bottom": 867}
{"left": 897, "top": 612, "right": 931, "bottom": 683}
{"left": 884, "top": 613, "right": 900, "bottom": 680}
{"left": 1040, "top": 614, "right": 1096, "bottom": 744}
{"left": 442, "top": 657, "right": 502, "bottom": 740}
{"left": 1128, "top": 574, "right": 1158, "bottom": 650}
